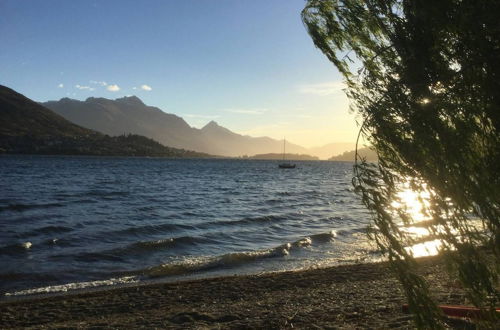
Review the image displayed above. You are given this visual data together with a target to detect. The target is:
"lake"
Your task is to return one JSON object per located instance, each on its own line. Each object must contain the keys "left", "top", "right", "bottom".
{"left": 0, "top": 155, "right": 376, "bottom": 297}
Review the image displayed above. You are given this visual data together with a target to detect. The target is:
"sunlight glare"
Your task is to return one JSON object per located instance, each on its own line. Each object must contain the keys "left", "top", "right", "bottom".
{"left": 406, "top": 238, "right": 443, "bottom": 257}
{"left": 391, "top": 188, "right": 430, "bottom": 222}
{"left": 391, "top": 185, "right": 445, "bottom": 257}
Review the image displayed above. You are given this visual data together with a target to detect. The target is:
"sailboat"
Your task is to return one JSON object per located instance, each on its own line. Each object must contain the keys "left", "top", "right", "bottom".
{"left": 278, "top": 138, "right": 296, "bottom": 169}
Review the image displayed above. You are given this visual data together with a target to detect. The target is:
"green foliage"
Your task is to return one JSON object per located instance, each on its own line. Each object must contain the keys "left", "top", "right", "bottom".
{"left": 1, "top": 133, "right": 213, "bottom": 158}
{"left": 303, "top": 0, "right": 499, "bottom": 327}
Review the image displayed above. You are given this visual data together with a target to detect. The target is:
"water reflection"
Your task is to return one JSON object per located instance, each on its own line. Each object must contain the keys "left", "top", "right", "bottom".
{"left": 391, "top": 185, "right": 443, "bottom": 257}
{"left": 405, "top": 237, "right": 443, "bottom": 257}
{"left": 391, "top": 187, "right": 430, "bottom": 222}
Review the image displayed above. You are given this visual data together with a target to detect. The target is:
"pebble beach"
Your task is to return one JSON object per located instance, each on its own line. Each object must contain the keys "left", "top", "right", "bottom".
{"left": 0, "top": 256, "right": 476, "bottom": 329}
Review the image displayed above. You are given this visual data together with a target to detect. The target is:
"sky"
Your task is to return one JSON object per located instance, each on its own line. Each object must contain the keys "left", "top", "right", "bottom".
{"left": 0, "top": 0, "right": 360, "bottom": 148}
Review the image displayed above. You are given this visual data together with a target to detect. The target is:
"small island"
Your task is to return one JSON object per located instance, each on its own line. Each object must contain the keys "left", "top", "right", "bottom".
{"left": 329, "top": 147, "right": 378, "bottom": 162}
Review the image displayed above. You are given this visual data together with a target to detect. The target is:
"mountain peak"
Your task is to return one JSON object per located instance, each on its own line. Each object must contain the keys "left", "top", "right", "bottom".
{"left": 203, "top": 120, "right": 220, "bottom": 129}
{"left": 85, "top": 97, "right": 105, "bottom": 103}
{"left": 200, "top": 120, "right": 238, "bottom": 138}
{"left": 115, "top": 95, "right": 144, "bottom": 105}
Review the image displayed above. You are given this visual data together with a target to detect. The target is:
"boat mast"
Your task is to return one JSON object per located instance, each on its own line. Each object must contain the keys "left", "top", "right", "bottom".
{"left": 283, "top": 138, "right": 286, "bottom": 161}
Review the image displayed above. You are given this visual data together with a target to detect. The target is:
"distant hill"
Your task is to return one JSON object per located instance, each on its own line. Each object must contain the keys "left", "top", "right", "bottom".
{"left": 42, "top": 96, "right": 350, "bottom": 158}
{"left": 307, "top": 142, "right": 355, "bottom": 160}
{"left": 329, "top": 147, "right": 378, "bottom": 162}
{"left": 0, "top": 85, "right": 213, "bottom": 158}
{"left": 42, "top": 95, "right": 199, "bottom": 151}
{"left": 249, "top": 153, "right": 319, "bottom": 160}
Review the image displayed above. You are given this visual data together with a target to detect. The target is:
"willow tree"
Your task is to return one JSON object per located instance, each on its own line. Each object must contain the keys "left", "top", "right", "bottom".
{"left": 303, "top": 0, "right": 499, "bottom": 327}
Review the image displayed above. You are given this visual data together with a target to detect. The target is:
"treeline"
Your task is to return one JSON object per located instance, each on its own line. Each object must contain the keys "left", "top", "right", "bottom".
{"left": 0, "top": 133, "right": 213, "bottom": 158}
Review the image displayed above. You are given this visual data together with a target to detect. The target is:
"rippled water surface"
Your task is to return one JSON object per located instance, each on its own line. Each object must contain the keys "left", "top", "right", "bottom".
{"left": 0, "top": 155, "right": 376, "bottom": 297}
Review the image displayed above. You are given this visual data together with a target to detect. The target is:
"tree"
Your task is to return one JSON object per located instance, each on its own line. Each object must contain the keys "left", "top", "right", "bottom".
{"left": 302, "top": 0, "right": 499, "bottom": 327}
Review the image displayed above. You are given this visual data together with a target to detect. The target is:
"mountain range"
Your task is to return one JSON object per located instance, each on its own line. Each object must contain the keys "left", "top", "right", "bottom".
{"left": 42, "top": 96, "right": 354, "bottom": 158}
{"left": 0, "top": 85, "right": 211, "bottom": 158}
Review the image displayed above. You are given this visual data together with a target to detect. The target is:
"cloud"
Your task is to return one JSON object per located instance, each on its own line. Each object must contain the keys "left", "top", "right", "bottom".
{"left": 223, "top": 108, "right": 268, "bottom": 115}
{"left": 140, "top": 84, "right": 152, "bottom": 91}
{"left": 107, "top": 84, "right": 120, "bottom": 92}
{"left": 75, "top": 84, "right": 95, "bottom": 91}
{"left": 298, "top": 81, "right": 346, "bottom": 96}
{"left": 90, "top": 80, "right": 107, "bottom": 86}
{"left": 58, "top": 83, "right": 64, "bottom": 88}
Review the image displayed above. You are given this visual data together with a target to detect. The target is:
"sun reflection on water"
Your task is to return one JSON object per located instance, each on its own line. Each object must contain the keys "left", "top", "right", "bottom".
{"left": 405, "top": 237, "right": 443, "bottom": 257}
{"left": 391, "top": 188, "right": 431, "bottom": 222}
{"left": 391, "top": 185, "right": 444, "bottom": 257}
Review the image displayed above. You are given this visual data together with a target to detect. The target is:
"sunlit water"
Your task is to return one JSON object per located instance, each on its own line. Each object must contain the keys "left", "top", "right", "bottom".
{"left": 392, "top": 187, "right": 445, "bottom": 258}
{"left": 0, "top": 155, "right": 436, "bottom": 298}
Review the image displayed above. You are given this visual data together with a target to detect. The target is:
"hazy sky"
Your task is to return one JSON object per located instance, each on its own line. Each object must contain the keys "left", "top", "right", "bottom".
{"left": 0, "top": 0, "right": 359, "bottom": 147}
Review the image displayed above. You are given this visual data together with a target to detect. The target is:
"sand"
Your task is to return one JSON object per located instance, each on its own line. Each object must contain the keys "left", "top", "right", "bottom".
{"left": 0, "top": 257, "right": 475, "bottom": 329}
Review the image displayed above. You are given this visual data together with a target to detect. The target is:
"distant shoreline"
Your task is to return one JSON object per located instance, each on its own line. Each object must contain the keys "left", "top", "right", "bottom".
{"left": 0, "top": 152, "right": 223, "bottom": 160}
{"left": 0, "top": 154, "right": 350, "bottom": 162}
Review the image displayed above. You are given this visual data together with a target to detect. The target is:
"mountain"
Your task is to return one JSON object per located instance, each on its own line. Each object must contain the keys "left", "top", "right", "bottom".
{"left": 0, "top": 85, "right": 212, "bottom": 158}
{"left": 42, "top": 96, "right": 198, "bottom": 151}
{"left": 42, "top": 97, "right": 338, "bottom": 158}
{"left": 1, "top": 88, "right": 91, "bottom": 139}
{"left": 329, "top": 147, "right": 378, "bottom": 162}
{"left": 308, "top": 142, "right": 356, "bottom": 160}
{"left": 198, "top": 121, "right": 310, "bottom": 157}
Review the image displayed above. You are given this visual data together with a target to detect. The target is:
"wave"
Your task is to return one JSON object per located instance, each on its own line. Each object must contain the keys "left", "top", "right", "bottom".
{"left": 0, "top": 241, "right": 34, "bottom": 255}
{"left": 0, "top": 272, "right": 59, "bottom": 284}
{"left": 309, "top": 230, "right": 337, "bottom": 242}
{"left": 199, "top": 215, "right": 284, "bottom": 229}
{"left": 0, "top": 236, "right": 71, "bottom": 255}
{"left": 145, "top": 231, "right": 337, "bottom": 278}
{"left": 2, "top": 230, "right": 340, "bottom": 297}
{"left": 146, "top": 243, "right": 293, "bottom": 277}
{"left": 106, "top": 222, "right": 196, "bottom": 237}
{"left": 83, "top": 190, "right": 130, "bottom": 198}
{"left": 73, "top": 252, "right": 126, "bottom": 263}
{"left": 130, "top": 235, "right": 209, "bottom": 251}
{"left": 19, "top": 225, "right": 74, "bottom": 238}
{"left": 4, "top": 276, "right": 138, "bottom": 297}
{"left": 335, "top": 227, "right": 367, "bottom": 237}
{"left": 265, "top": 198, "right": 283, "bottom": 204}
{"left": 70, "top": 234, "right": 213, "bottom": 262}
{"left": 70, "top": 225, "right": 329, "bottom": 263}
{"left": 0, "top": 202, "right": 64, "bottom": 212}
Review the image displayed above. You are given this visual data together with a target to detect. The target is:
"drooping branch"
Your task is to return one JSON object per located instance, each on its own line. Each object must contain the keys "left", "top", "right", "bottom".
{"left": 303, "top": 0, "right": 500, "bottom": 327}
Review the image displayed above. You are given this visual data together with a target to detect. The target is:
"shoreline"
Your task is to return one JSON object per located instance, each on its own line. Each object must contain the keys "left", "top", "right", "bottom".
{"left": 0, "top": 256, "right": 472, "bottom": 328}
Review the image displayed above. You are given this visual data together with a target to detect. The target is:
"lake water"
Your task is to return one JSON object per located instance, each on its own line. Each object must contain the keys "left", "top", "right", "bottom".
{"left": 0, "top": 155, "right": 377, "bottom": 297}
